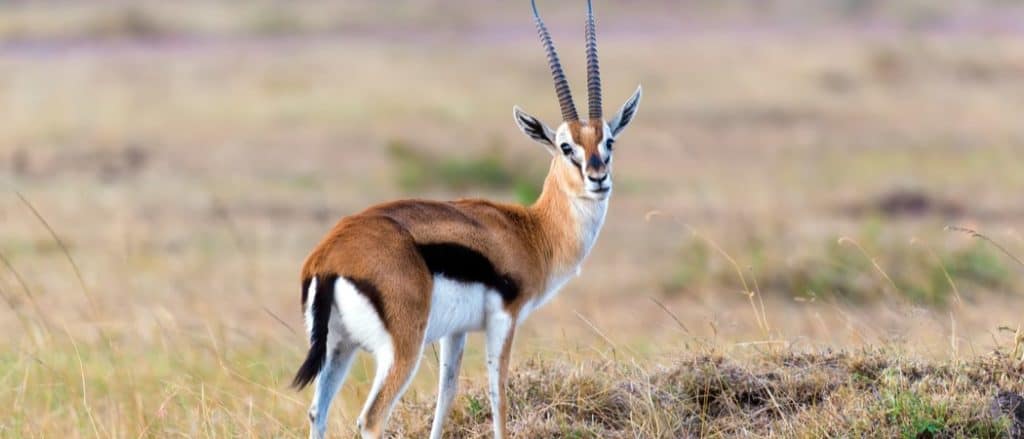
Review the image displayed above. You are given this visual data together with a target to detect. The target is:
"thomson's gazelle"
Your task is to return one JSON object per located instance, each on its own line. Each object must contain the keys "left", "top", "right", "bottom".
{"left": 292, "top": 1, "right": 641, "bottom": 437}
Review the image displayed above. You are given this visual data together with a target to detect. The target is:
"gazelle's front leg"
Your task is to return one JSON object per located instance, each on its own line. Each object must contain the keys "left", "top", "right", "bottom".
{"left": 485, "top": 312, "right": 516, "bottom": 439}
{"left": 429, "top": 333, "right": 468, "bottom": 439}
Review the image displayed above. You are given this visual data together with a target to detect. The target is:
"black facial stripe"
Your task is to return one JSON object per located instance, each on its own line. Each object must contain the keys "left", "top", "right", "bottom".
{"left": 416, "top": 243, "right": 519, "bottom": 303}
{"left": 560, "top": 142, "right": 583, "bottom": 168}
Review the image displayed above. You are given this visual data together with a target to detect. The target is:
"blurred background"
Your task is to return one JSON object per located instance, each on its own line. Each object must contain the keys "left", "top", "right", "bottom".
{"left": 2, "top": 0, "right": 1024, "bottom": 435}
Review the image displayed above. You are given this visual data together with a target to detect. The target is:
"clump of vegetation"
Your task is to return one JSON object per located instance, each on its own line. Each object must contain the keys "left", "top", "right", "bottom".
{"left": 391, "top": 349, "right": 1020, "bottom": 437}
{"left": 388, "top": 139, "right": 543, "bottom": 204}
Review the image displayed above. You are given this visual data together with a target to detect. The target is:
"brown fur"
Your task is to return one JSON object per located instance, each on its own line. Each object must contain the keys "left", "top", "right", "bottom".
{"left": 568, "top": 120, "right": 608, "bottom": 178}
{"left": 301, "top": 155, "right": 589, "bottom": 321}
{"left": 302, "top": 214, "right": 432, "bottom": 334}
{"left": 492, "top": 323, "right": 517, "bottom": 438}
{"left": 300, "top": 155, "right": 591, "bottom": 436}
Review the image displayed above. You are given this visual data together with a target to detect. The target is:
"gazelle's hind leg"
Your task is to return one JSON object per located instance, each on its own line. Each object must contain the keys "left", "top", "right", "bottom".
{"left": 357, "top": 336, "right": 425, "bottom": 438}
{"left": 331, "top": 272, "right": 429, "bottom": 438}
{"left": 308, "top": 344, "right": 356, "bottom": 439}
{"left": 320, "top": 220, "right": 432, "bottom": 438}
{"left": 429, "top": 332, "right": 468, "bottom": 439}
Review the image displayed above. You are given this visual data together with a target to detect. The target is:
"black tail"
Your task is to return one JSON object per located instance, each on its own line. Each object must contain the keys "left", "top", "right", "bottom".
{"left": 292, "top": 274, "right": 338, "bottom": 390}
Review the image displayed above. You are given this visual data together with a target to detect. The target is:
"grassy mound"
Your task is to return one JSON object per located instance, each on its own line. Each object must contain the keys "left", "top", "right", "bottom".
{"left": 392, "top": 349, "right": 1024, "bottom": 438}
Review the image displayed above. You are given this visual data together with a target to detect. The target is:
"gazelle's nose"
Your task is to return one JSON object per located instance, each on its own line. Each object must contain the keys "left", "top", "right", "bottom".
{"left": 586, "top": 154, "right": 608, "bottom": 183}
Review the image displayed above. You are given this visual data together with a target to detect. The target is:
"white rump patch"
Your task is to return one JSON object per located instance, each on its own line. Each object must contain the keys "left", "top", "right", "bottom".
{"left": 333, "top": 277, "right": 393, "bottom": 359}
{"left": 332, "top": 276, "right": 399, "bottom": 429}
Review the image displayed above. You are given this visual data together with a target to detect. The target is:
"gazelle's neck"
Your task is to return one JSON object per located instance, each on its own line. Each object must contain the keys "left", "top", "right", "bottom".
{"left": 529, "top": 159, "right": 609, "bottom": 276}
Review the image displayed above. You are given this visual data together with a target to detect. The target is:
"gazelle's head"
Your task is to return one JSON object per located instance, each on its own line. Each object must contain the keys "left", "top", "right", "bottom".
{"left": 514, "top": 0, "right": 642, "bottom": 201}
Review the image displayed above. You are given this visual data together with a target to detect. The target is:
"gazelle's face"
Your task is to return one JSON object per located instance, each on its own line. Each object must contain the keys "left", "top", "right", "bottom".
{"left": 513, "top": 85, "right": 642, "bottom": 202}
{"left": 554, "top": 121, "right": 614, "bottom": 200}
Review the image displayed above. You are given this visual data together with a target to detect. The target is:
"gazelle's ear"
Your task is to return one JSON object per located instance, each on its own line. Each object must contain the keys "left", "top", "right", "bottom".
{"left": 513, "top": 106, "right": 557, "bottom": 152}
{"left": 608, "top": 85, "right": 642, "bottom": 137}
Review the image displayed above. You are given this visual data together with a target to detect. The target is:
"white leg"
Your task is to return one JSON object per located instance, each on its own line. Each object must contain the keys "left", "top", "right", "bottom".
{"left": 308, "top": 346, "right": 356, "bottom": 439}
{"left": 485, "top": 313, "right": 515, "bottom": 439}
{"left": 429, "top": 333, "right": 468, "bottom": 439}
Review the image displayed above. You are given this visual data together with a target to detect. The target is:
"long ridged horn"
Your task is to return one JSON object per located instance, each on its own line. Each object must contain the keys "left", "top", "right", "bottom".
{"left": 585, "top": 0, "right": 602, "bottom": 121}
{"left": 531, "top": 0, "right": 578, "bottom": 122}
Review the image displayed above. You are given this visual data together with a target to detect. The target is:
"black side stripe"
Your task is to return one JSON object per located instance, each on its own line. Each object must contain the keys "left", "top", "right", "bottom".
{"left": 416, "top": 243, "right": 520, "bottom": 303}
{"left": 347, "top": 277, "right": 388, "bottom": 330}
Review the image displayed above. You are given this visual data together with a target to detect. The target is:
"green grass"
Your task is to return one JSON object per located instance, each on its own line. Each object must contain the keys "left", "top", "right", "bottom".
{"left": 884, "top": 389, "right": 949, "bottom": 438}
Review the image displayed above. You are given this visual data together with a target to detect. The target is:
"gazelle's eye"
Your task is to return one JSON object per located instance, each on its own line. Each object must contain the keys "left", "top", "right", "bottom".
{"left": 606, "top": 139, "right": 615, "bottom": 151}
{"left": 559, "top": 142, "right": 573, "bottom": 155}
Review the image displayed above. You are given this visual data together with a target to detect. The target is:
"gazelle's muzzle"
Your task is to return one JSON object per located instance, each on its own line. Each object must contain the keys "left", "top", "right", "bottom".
{"left": 585, "top": 154, "right": 610, "bottom": 194}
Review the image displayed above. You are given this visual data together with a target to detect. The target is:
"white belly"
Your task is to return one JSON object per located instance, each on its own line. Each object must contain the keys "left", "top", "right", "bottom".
{"left": 423, "top": 276, "right": 495, "bottom": 344}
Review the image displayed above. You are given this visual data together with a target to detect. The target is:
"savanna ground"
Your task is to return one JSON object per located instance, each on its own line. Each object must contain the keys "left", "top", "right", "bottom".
{"left": 3, "top": 1, "right": 1024, "bottom": 437}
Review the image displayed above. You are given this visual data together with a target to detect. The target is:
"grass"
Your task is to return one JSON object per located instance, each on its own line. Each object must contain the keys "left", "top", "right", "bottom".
{"left": 387, "top": 348, "right": 1021, "bottom": 437}
{"left": 4, "top": 0, "right": 1024, "bottom": 437}
{"left": 6, "top": 330, "right": 1023, "bottom": 437}
{"left": 883, "top": 389, "right": 950, "bottom": 438}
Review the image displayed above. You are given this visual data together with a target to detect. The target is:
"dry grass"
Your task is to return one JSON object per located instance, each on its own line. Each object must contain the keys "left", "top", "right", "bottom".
{"left": 394, "top": 348, "right": 1024, "bottom": 437}
{"left": 4, "top": 1, "right": 1024, "bottom": 437}
{"left": 9, "top": 332, "right": 1024, "bottom": 437}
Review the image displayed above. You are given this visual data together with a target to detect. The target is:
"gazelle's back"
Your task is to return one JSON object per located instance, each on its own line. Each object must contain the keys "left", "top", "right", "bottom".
{"left": 302, "top": 198, "right": 545, "bottom": 305}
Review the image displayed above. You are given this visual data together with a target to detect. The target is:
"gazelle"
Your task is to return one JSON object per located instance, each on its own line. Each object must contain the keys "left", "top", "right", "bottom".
{"left": 292, "top": 1, "right": 641, "bottom": 437}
